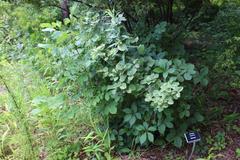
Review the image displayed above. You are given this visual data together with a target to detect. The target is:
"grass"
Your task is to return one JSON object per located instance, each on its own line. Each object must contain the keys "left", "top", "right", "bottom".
{"left": 0, "top": 61, "right": 109, "bottom": 160}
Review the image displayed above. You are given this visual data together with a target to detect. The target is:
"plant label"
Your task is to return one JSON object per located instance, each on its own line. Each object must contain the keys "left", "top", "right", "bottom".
{"left": 184, "top": 131, "right": 201, "bottom": 143}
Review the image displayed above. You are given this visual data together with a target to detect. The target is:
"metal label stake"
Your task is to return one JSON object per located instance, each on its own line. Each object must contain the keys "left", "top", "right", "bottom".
{"left": 184, "top": 131, "right": 201, "bottom": 160}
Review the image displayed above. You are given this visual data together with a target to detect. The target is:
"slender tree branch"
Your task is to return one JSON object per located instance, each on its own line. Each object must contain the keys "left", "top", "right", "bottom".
{"left": 46, "top": 4, "right": 79, "bottom": 19}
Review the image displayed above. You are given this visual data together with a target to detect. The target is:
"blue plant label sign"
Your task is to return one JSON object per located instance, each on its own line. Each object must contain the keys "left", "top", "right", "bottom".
{"left": 184, "top": 131, "right": 201, "bottom": 143}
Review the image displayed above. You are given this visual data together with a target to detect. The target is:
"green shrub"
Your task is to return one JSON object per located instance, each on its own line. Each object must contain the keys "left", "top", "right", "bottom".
{"left": 203, "top": 1, "right": 240, "bottom": 88}
{"left": 36, "top": 9, "right": 205, "bottom": 150}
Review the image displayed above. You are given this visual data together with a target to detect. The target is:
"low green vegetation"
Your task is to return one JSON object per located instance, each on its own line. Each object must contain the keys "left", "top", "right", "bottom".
{"left": 236, "top": 148, "right": 240, "bottom": 158}
{"left": 0, "top": 62, "right": 111, "bottom": 159}
{"left": 0, "top": 0, "right": 240, "bottom": 159}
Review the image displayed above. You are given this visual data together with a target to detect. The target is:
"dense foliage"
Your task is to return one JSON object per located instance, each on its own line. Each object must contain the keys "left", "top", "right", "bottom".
{"left": 0, "top": 0, "right": 240, "bottom": 159}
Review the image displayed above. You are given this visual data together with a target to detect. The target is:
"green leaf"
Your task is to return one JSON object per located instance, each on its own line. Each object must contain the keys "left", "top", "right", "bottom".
{"left": 56, "top": 32, "right": 69, "bottom": 44}
{"left": 123, "top": 108, "right": 131, "bottom": 114}
{"left": 195, "top": 113, "right": 204, "bottom": 122}
{"left": 75, "top": 40, "right": 81, "bottom": 46}
{"left": 143, "top": 122, "right": 148, "bottom": 128}
{"left": 63, "top": 18, "right": 71, "bottom": 25}
{"left": 32, "top": 96, "right": 47, "bottom": 106}
{"left": 108, "top": 103, "right": 117, "bottom": 114}
{"left": 127, "top": 67, "right": 137, "bottom": 76}
{"left": 148, "top": 132, "right": 154, "bottom": 142}
{"left": 37, "top": 43, "right": 51, "bottom": 49}
{"left": 201, "top": 79, "right": 208, "bottom": 86}
{"left": 47, "top": 94, "right": 65, "bottom": 109}
{"left": 109, "top": 106, "right": 117, "bottom": 114}
{"left": 184, "top": 73, "right": 192, "bottom": 80}
{"left": 128, "top": 84, "right": 136, "bottom": 92}
{"left": 153, "top": 67, "right": 164, "bottom": 73}
{"left": 119, "top": 75, "right": 127, "bottom": 82}
{"left": 42, "top": 28, "right": 55, "bottom": 32}
{"left": 148, "top": 126, "right": 156, "bottom": 132}
{"left": 135, "top": 113, "right": 141, "bottom": 119}
{"left": 124, "top": 114, "right": 131, "bottom": 122}
{"left": 129, "top": 116, "right": 136, "bottom": 126}
{"left": 137, "top": 44, "right": 145, "bottom": 55}
{"left": 105, "top": 92, "right": 110, "bottom": 101}
{"left": 118, "top": 44, "right": 128, "bottom": 51}
{"left": 119, "top": 148, "right": 131, "bottom": 153}
{"left": 168, "top": 68, "right": 175, "bottom": 73}
{"left": 40, "top": 23, "right": 52, "bottom": 28}
{"left": 30, "top": 108, "right": 41, "bottom": 115}
{"left": 166, "top": 131, "right": 176, "bottom": 142}
{"left": 235, "top": 70, "right": 240, "bottom": 76}
{"left": 159, "top": 124, "right": 166, "bottom": 134}
{"left": 104, "top": 152, "right": 111, "bottom": 160}
{"left": 163, "top": 72, "right": 168, "bottom": 79}
{"left": 174, "top": 137, "right": 182, "bottom": 148}
{"left": 120, "top": 83, "right": 127, "bottom": 90}
{"left": 136, "top": 125, "right": 144, "bottom": 131}
{"left": 153, "top": 22, "right": 167, "bottom": 40}
{"left": 201, "top": 67, "right": 208, "bottom": 75}
{"left": 139, "top": 133, "right": 147, "bottom": 145}
{"left": 177, "top": 75, "right": 184, "bottom": 82}
{"left": 165, "top": 121, "right": 174, "bottom": 128}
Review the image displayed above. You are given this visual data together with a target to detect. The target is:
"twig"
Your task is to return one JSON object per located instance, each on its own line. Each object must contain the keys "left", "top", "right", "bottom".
{"left": 46, "top": 4, "right": 79, "bottom": 19}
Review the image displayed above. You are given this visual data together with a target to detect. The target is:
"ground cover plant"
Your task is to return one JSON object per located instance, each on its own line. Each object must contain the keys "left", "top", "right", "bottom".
{"left": 0, "top": 0, "right": 240, "bottom": 159}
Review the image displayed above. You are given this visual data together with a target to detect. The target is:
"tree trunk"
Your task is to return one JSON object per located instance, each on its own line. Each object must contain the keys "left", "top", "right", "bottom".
{"left": 61, "top": 0, "right": 70, "bottom": 20}
{"left": 168, "top": 0, "right": 173, "bottom": 23}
